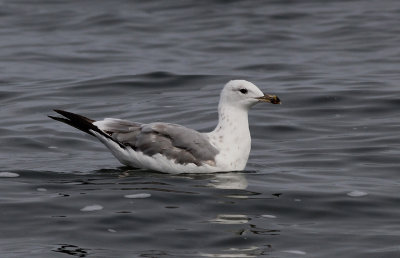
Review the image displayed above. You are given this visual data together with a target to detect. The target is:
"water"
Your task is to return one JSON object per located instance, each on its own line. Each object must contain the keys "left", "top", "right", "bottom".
{"left": 1, "top": 0, "right": 400, "bottom": 257}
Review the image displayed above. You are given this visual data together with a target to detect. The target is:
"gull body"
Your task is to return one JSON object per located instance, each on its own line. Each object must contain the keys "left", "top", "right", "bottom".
{"left": 49, "top": 80, "right": 280, "bottom": 174}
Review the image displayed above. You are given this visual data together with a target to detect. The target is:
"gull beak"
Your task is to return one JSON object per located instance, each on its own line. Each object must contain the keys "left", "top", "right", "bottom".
{"left": 256, "top": 94, "right": 281, "bottom": 104}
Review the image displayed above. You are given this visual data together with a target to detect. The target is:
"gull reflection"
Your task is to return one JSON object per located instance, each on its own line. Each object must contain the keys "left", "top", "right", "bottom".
{"left": 200, "top": 246, "right": 261, "bottom": 257}
{"left": 207, "top": 172, "right": 248, "bottom": 190}
{"left": 209, "top": 214, "right": 249, "bottom": 224}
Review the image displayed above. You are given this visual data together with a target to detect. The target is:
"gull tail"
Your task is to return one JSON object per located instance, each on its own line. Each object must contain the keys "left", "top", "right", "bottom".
{"left": 49, "top": 109, "right": 125, "bottom": 148}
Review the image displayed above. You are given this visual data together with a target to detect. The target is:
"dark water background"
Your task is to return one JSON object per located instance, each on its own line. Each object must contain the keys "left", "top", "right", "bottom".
{"left": 1, "top": 0, "right": 400, "bottom": 257}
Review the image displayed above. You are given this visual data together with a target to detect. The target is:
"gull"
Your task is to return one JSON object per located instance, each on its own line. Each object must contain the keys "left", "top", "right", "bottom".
{"left": 49, "top": 80, "right": 280, "bottom": 173}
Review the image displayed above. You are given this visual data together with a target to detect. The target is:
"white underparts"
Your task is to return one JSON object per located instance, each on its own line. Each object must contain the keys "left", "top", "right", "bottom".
{"left": 206, "top": 103, "right": 251, "bottom": 171}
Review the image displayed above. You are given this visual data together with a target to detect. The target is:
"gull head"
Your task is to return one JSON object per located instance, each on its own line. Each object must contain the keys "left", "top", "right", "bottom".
{"left": 220, "top": 80, "right": 280, "bottom": 110}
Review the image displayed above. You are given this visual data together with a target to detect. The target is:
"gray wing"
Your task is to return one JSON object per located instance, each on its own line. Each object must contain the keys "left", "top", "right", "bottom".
{"left": 95, "top": 119, "right": 219, "bottom": 166}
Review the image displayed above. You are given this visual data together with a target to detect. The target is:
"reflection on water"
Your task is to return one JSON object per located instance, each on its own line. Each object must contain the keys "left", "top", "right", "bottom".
{"left": 210, "top": 214, "right": 250, "bottom": 225}
{"left": 207, "top": 172, "right": 248, "bottom": 190}
{"left": 200, "top": 246, "right": 260, "bottom": 258}
{"left": 282, "top": 250, "right": 307, "bottom": 255}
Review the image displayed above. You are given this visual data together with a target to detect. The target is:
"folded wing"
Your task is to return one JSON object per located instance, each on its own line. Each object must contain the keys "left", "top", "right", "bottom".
{"left": 95, "top": 119, "right": 219, "bottom": 166}
{"left": 50, "top": 110, "right": 218, "bottom": 166}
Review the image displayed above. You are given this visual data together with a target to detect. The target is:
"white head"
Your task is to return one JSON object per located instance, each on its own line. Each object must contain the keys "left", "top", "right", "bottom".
{"left": 219, "top": 80, "right": 280, "bottom": 110}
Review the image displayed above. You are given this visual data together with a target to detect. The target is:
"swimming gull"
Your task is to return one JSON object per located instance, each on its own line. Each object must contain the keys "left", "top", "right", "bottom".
{"left": 49, "top": 80, "right": 280, "bottom": 173}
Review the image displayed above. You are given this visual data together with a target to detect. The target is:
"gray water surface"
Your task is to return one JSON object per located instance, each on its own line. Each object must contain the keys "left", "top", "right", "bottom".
{"left": 1, "top": 1, "right": 400, "bottom": 257}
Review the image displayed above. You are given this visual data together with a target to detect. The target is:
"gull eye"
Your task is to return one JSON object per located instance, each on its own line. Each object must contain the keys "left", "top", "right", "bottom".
{"left": 239, "top": 88, "right": 248, "bottom": 94}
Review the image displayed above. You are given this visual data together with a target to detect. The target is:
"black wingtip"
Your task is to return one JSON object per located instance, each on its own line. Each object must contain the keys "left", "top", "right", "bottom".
{"left": 53, "top": 109, "right": 69, "bottom": 115}
{"left": 48, "top": 115, "right": 69, "bottom": 123}
{"left": 49, "top": 109, "right": 126, "bottom": 149}
{"left": 49, "top": 109, "right": 96, "bottom": 136}
{"left": 53, "top": 109, "right": 94, "bottom": 123}
{"left": 48, "top": 115, "right": 58, "bottom": 121}
{"left": 53, "top": 109, "right": 64, "bottom": 115}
